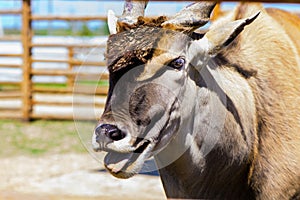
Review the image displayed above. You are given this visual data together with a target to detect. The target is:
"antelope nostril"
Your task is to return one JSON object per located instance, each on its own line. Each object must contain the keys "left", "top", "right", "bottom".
{"left": 107, "top": 127, "right": 125, "bottom": 141}
{"left": 98, "top": 124, "right": 126, "bottom": 141}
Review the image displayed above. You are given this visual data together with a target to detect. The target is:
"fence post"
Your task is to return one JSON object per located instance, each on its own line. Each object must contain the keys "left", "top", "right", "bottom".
{"left": 67, "top": 46, "right": 74, "bottom": 88}
{"left": 21, "top": 0, "right": 32, "bottom": 121}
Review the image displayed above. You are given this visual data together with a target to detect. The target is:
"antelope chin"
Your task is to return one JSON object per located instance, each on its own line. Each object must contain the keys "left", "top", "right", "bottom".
{"left": 104, "top": 139, "right": 155, "bottom": 179}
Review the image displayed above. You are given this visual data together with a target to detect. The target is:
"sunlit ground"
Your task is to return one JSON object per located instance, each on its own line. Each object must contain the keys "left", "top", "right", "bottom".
{"left": 0, "top": 120, "right": 165, "bottom": 200}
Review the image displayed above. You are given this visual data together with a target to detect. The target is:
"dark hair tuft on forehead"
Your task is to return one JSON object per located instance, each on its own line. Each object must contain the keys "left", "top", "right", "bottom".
{"left": 106, "top": 26, "right": 166, "bottom": 73}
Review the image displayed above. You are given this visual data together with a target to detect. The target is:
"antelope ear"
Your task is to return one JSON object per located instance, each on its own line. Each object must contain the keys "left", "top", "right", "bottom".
{"left": 107, "top": 10, "right": 118, "bottom": 35}
{"left": 205, "top": 12, "right": 260, "bottom": 56}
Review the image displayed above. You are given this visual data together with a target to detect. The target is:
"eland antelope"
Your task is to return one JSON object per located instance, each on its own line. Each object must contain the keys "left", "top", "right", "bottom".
{"left": 92, "top": 1, "right": 300, "bottom": 199}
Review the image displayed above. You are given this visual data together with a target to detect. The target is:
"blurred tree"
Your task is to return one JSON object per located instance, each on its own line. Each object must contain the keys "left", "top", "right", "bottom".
{"left": 79, "top": 23, "right": 93, "bottom": 36}
{"left": 100, "top": 21, "right": 109, "bottom": 35}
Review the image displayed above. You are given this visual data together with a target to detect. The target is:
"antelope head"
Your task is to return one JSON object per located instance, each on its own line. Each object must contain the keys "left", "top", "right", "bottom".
{"left": 92, "top": 0, "right": 259, "bottom": 179}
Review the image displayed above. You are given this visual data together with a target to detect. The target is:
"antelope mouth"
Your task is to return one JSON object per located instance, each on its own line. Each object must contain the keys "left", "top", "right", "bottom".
{"left": 134, "top": 139, "right": 151, "bottom": 153}
{"left": 104, "top": 139, "right": 155, "bottom": 179}
{"left": 102, "top": 100, "right": 180, "bottom": 179}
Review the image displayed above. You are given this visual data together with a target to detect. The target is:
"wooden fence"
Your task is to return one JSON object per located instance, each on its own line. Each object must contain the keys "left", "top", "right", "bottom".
{"left": 0, "top": 0, "right": 299, "bottom": 121}
{"left": 0, "top": 0, "right": 109, "bottom": 120}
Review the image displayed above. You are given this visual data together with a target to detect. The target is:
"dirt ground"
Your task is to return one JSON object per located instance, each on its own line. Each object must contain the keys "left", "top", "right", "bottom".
{"left": 0, "top": 120, "right": 165, "bottom": 200}
{"left": 0, "top": 154, "right": 165, "bottom": 200}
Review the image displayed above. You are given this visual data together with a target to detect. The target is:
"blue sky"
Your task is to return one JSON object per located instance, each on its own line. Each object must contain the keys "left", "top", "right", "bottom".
{"left": 0, "top": 1, "right": 299, "bottom": 29}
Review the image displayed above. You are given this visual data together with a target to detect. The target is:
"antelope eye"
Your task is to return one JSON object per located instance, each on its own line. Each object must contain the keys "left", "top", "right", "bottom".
{"left": 170, "top": 57, "right": 186, "bottom": 70}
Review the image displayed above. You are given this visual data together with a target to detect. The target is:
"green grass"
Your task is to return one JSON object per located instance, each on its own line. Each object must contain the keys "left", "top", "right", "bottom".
{"left": 78, "top": 80, "right": 109, "bottom": 86}
{"left": 0, "top": 84, "right": 20, "bottom": 91}
{"left": 0, "top": 119, "right": 95, "bottom": 157}
{"left": 34, "top": 83, "right": 68, "bottom": 88}
{"left": 4, "top": 22, "right": 109, "bottom": 36}
{"left": 0, "top": 81, "right": 108, "bottom": 92}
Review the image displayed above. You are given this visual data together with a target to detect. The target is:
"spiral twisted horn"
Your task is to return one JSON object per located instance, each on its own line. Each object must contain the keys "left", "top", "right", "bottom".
{"left": 118, "top": 0, "right": 149, "bottom": 25}
{"left": 162, "top": 2, "right": 216, "bottom": 32}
